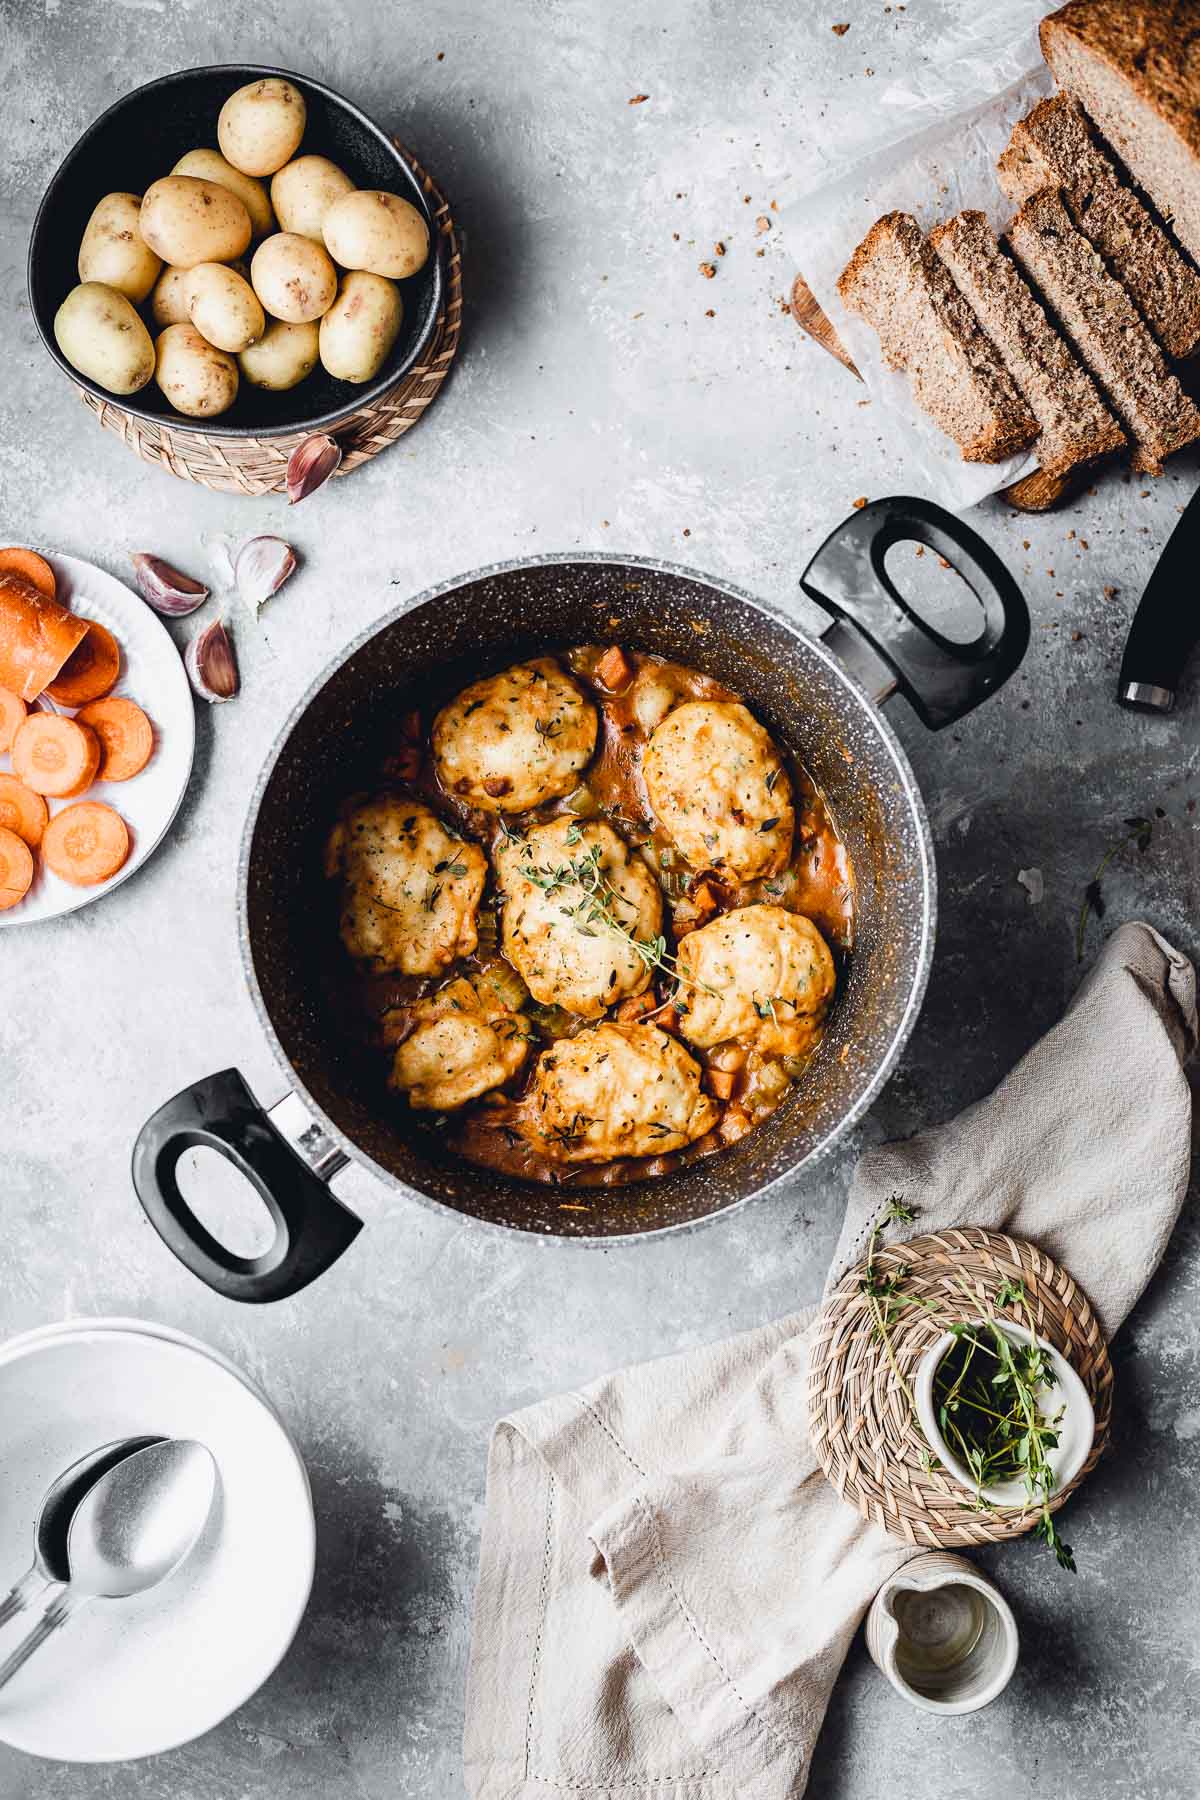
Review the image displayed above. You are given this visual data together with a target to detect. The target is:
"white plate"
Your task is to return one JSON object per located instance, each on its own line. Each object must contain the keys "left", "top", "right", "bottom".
{"left": 0, "top": 550, "right": 195, "bottom": 925}
{"left": 0, "top": 1319, "right": 314, "bottom": 1762}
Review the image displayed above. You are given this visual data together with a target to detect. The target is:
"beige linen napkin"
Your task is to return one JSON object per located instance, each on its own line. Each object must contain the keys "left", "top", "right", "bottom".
{"left": 464, "top": 922, "right": 1195, "bottom": 1800}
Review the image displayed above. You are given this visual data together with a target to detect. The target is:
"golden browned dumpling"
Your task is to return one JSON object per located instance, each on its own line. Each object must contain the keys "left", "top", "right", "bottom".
{"left": 494, "top": 817, "right": 663, "bottom": 1018}
{"left": 384, "top": 976, "right": 532, "bottom": 1111}
{"left": 432, "top": 658, "right": 597, "bottom": 813}
{"left": 527, "top": 1021, "right": 718, "bottom": 1162}
{"left": 324, "top": 796, "right": 486, "bottom": 976}
{"left": 674, "top": 905, "right": 835, "bottom": 1055}
{"left": 643, "top": 699, "right": 793, "bottom": 879}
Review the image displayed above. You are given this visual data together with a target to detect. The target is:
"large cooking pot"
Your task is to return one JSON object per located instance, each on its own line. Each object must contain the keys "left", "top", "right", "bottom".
{"left": 132, "top": 499, "right": 1028, "bottom": 1299}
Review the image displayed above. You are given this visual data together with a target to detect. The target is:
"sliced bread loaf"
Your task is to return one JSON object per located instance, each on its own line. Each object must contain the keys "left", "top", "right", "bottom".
{"left": 1041, "top": 1, "right": 1200, "bottom": 268}
{"left": 1007, "top": 187, "right": 1200, "bottom": 473}
{"left": 837, "top": 211, "right": 1037, "bottom": 462}
{"left": 998, "top": 93, "right": 1200, "bottom": 359}
{"left": 930, "top": 209, "right": 1125, "bottom": 480}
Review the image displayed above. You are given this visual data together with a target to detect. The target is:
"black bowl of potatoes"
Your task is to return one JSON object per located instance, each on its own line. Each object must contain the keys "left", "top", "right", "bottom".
{"left": 28, "top": 65, "right": 444, "bottom": 436}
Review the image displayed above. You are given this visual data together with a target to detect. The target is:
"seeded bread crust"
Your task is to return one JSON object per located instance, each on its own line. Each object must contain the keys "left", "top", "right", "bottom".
{"left": 1041, "top": 1, "right": 1200, "bottom": 266}
{"left": 1007, "top": 187, "right": 1200, "bottom": 473}
{"left": 837, "top": 211, "right": 1037, "bottom": 462}
{"left": 999, "top": 94, "right": 1200, "bottom": 359}
{"left": 930, "top": 209, "right": 1125, "bottom": 481}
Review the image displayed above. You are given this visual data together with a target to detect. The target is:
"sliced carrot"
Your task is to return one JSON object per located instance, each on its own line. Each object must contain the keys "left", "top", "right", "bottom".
{"left": 10, "top": 714, "right": 100, "bottom": 798}
{"left": 74, "top": 697, "right": 153, "bottom": 782}
{"left": 0, "top": 825, "right": 34, "bottom": 909}
{"left": 0, "top": 687, "right": 26, "bottom": 753}
{"left": 42, "top": 801, "right": 129, "bottom": 886}
{"left": 0, "top": 548, "right": 56, "bottom": 600}
{"left": 0, "top": 774, "right": 48, "bottom": 848}
{"left": 595, "top": 644, "right": 634, "bottom": 691}
{"left": 45, "top": 619, "right": 121, "bottom": 707}
{"left": 0, "top": 572, "right": 87, "bottom": 701}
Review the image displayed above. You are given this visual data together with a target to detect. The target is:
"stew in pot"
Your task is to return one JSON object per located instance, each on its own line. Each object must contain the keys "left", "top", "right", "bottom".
{"left": 323, "top": 646, "right": 855, "bottom": 1190}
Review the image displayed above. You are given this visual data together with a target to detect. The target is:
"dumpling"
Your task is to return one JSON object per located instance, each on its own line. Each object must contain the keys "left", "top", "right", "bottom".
{"left": 324, "top": 796, "right": 486, "bottom": 976}
{"left": 643, "top": 699, "right": 793, "bottom": 879}
{"left": 674, "top": 904, "right": 835, "bottom": 1055}
{"left": 495, "top": 816, "right": 663, "bottom": 1017}
{"left": 384, "top": 975, "right": 532, "bottom": 1111}
{"left": 432, "top": 657, "right": 597, "bottom": 813}
{"left": 527, "top": 1021, "right": 718, "bottom": 1162}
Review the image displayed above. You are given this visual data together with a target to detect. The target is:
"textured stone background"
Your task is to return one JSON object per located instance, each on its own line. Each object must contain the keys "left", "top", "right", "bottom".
{"left": 0, "top": 0, "right": 1197, "bottom": 1795}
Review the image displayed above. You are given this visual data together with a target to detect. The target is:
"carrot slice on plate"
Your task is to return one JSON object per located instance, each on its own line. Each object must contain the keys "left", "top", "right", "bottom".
{"left": 41, "top": 800, "right": 129, "bottom": 886}
{"left": 0, "top": 824, "right": 34, "bottom": 909}
{"left": 44, "top": 619, "right": 121, "bottom": 707}
{"left": 74, "top": 696, "right": 153, "bottom": 782}
{"left": 0, "top": 687, "right": 26, "bottom": 753}
{"left": 0, "top": 548, "right": 56, "bottom": 600}
{"left": 10, "top": 714, "right": 100, "bottom": 798}
{"left": 0, "top": 774, "right": 48, "bottom": 848}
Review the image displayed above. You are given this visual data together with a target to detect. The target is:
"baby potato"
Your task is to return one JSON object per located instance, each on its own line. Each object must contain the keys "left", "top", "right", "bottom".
{"left": 154, "top": 321, "right": 239, "bottom": 418}
{"left": 54, "top": 282, "right": 155, "bottom": 395}
{"left": 322, "top": 190, "right": 430, "bottom": 279}
{"left": 77, "top": 193, "right": 161, "bottom": 303}
{"left": 218, "top": 78, "right": 306, "bottom": 178}
{"left": 172, "top": 148, "right": 274, "bottom": 236}
{"left": 270, "top": 154, "right": 355, "bottom": 242}
{"left": 239, "top": 318, "right": 320, "bottom": 390}
{"left": 140, "top": 175, "right": 252, "bottom": 269}
{"left": 149, "top": 265, "right": 194, "bottom": 329}
{"left": 319, "top": 271, "right": 402, "bottom": 383}
{"left": 251, "top": 232, "right": 337, "bottom": 323}
{"left": 188, "top": 262, "right": 266, "bottom": 353}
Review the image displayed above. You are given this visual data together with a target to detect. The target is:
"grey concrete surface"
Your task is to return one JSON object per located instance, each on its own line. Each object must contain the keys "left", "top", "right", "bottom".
{"left": 1, "top": 1, "right": 1198, "bottom": 1795}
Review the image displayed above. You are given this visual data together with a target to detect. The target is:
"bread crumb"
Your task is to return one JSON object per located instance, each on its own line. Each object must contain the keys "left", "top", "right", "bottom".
{"left": 628, "top": 94, "right": 649, "bottom": 105}
{"left": 853, "top": 496, "right": 867, "bottom": 509}
{"left": 704, "top": 308, "right": 715, "bottom": 317}
{"left": 938, "top": 557, "right": 951, "bottom": 569}
{"left": 714, "top": 242, "right": 726, "bottom": 257}
{"left": 755, "top": 215, "right": 771, "bottom": 234}
{"left": 914, "top": 544, "right": 925, "bottom": 556}
{"left": 699, "top": 262, "right": 717, "bottom": 279}
{"left": 436, "top": 50, "right": 445, "bottom": 60}
{"left": 832, "top": 21, "right": 850, "bottom": 32}
{"left": 682, "top": 528, "right": 691, "bottom": 537}
{"left": 1103, "top": 585, "right": 1118, "bottom": 599}
{"left": 1022, "top": 540, "right": 1030, "bottom": 549}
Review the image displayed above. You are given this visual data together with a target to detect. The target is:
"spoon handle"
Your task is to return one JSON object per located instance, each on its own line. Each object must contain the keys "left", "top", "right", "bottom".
{"left": 0, "top": 1567, "right": 49, "bottom": 1631}
{"left": 0, "top": 1591, "right": 87, "bottom": 1691}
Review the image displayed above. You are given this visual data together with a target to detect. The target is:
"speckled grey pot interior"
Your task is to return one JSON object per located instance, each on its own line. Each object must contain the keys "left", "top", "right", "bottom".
{"left": 241, "top": 556, "right": 935, "bottom": 1239}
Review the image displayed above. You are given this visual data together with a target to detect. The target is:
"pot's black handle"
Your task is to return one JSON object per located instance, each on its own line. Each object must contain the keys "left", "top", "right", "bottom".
{"left": 800, "top": 496, "right": 1030, "bottom": 729}
{"left": 131, "top": 1069, "right": 362, "bottom": 1303}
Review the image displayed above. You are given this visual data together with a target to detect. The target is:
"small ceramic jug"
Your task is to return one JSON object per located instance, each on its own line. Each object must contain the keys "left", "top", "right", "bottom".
{"left": 865, "top": 1551, "right": 1019, "bottom": 1714}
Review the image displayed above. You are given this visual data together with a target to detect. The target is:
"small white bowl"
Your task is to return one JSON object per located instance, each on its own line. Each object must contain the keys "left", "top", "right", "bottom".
{"left": 915, "top": 1318, "right": 1095, "bottom": 1508}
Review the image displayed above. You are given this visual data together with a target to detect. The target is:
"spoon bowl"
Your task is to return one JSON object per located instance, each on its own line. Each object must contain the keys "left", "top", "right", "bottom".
{"left": 67, "top": 1439, "right": 218, "bottom": 1599}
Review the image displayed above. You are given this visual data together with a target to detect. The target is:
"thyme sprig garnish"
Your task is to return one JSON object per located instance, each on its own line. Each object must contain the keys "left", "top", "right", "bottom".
{"left": 1075, "top": 814, "right": 1153, "bottom": 963}
{"left": 855, "top": 1199, "right": 1078, "bottom": 1569}
{"left": 510, "top": 824, "right": 721, "bottom": 1000}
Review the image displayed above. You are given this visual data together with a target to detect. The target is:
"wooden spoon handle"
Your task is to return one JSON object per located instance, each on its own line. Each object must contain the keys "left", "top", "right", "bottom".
{"left": 790, "top": 275, "right": 860, "bottom": 378}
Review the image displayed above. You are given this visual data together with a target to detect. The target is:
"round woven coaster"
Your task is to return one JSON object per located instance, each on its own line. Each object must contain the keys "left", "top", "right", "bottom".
{"left": 808, "top": 1227, "right": 1113, "bottom": 1548}
{"left": 77, "top": 143, "right": 463, "bottom": 497}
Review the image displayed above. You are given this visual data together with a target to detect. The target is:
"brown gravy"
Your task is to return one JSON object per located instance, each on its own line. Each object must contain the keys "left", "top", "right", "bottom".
{"left": 329, "top": 647, "right": 855, "bottom": 1188}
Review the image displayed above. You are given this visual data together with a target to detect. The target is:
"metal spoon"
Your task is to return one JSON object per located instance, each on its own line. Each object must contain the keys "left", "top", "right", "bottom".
{"left": 0, "top": 1439, "right": 216, "bottom": 1692}
{"left": 0, "top": 1437, "right": 162, "bottom": 1631}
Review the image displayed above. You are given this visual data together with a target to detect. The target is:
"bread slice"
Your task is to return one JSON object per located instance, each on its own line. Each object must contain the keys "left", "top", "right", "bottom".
{"left": 930, "top": 210, "right": 1125, "bottom": 480}
{"left": 1041, "top": 1, "right": 1200, "bottom": 268}
{"left": 999, "top": 93, "right": 1200, "bottom": 359}
{"left": 1007, "top": 187, "right": 1200, "bottom": 473}
{"left": 837, "top": 212, "right": 1037, "bottom": 462}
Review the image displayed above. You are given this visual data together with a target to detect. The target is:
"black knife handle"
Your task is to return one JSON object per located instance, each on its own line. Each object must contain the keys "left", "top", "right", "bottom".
{"left": 799, "top": 496, "right": 1029, "bottom": 730}
{"left": 1117, "top": 486, "right": 1200, "bottom": 714}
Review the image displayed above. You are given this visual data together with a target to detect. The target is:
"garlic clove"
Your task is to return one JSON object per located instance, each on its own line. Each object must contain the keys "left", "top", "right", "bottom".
{"left": 130, "top": 552, "right": 210, "bottom": 617}
{"left": 286, "top": 433, "right": 342, "bottom": 505}
{"left": 186, "top": 618, "right": 239, "bottom": 703}
{"left": 235, "top": 535, "right": 297, "bottom": 612}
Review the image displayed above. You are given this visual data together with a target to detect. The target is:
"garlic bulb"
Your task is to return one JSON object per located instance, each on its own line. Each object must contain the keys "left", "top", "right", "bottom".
{"left": 235, "top": 535, "right": 297, "bottom": 611}
{"left": 185, "top": 618, "right": 239, "bottom": 703}
{"left": 130, "top": 553, "right": 209, "bottom": 617}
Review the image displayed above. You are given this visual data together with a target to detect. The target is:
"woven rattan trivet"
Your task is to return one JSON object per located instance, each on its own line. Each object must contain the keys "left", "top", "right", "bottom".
{"left": 77, "top": 143, "right": 462, "bottom": 497}
{"left": 808, "top": 1227, "right": 1113, "bottom": 1549}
